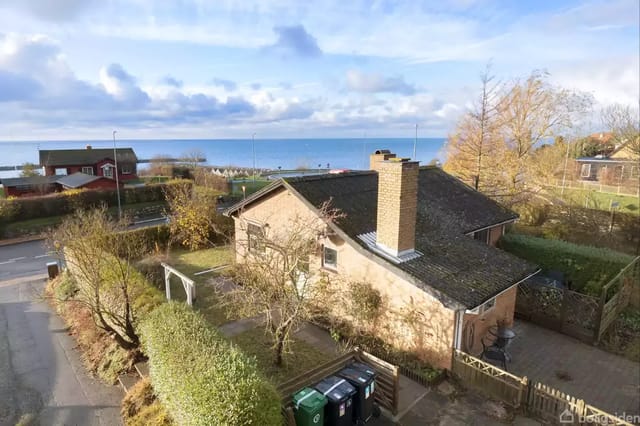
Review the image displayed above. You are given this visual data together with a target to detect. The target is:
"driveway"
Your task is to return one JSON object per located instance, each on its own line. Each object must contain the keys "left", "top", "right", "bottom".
{"left": 0, "top": 275, "right": 122, "bottom": 426}
{"left": 508, "top": 319, "right": 639, "bottom": 417}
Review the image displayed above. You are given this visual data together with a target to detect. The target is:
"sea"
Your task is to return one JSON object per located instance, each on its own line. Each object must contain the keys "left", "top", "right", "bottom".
{"left": 0, "top": 138, "right": 447, "bottom": 179}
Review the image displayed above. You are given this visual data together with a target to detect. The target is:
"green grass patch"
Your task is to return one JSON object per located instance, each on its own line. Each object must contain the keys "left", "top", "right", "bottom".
{"left": 230, "top": 179, "right": 271, "bottom": 196}
{"left": 3, "top": 215, "right": 64, "bottom": 236}
{"left": 231, "top": 326, "right": 332, "bottom": 384}
{"left": 162, "top": 246, "right": 237, "bottom": 326}
{"left": 550, "top": 187, "right": 639, "bottom": 215}
{"left": 499, "top": 233, "right": 634, "bottom": 296}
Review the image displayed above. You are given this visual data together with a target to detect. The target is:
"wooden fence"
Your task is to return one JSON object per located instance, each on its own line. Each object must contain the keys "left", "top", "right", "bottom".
{"left": 452, "top": 350, "right": 634, "bottom": 425}
{"left": 552, "top": 179, "right": 640, "bottom": 197}
{"left": 279, "top": 349, "right": 400, "bottom": 426}
{"left": 516, "top": 256, "right": 639, "bottom": 344}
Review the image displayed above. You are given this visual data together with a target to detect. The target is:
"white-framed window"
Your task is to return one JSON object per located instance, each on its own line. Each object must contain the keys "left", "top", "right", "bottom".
{"left": 322, "top": 246, "right": 338, "bottom": 270}
{"left": 466, "top": 296, "right": 496, "bottom": 315}
{"left": 55, "top": 168, "right": 68, "bottom": 175}
{"left": 631, "top": 166, "right": 639, "bottom": 179}
{"left": 247, "top": 222, "right": 265, "bottom": 253}
{"left": 580, "top": 163, "right": 591, "bottom": 178}
{"left": 122, "top": 165, "right": 133, "bottom": 175}
{"left": 103, "top": 165, "right": 114, "bottom": 178}
{"left": 81, "top": 166, "right": 94, "bottom": 175}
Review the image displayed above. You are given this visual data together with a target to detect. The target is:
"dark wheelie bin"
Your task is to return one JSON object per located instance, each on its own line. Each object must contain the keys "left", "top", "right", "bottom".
{"left": 313, "top": 375, "right": 356, "bottom": 426}
{"left": 349, "top": 362, "right": 381, "bottom": 418}
{"left": 338, "top": 367, "right": 375, "bottom": 424}
{"left": 292, "top": 387, "right": 328, "bottom": 426}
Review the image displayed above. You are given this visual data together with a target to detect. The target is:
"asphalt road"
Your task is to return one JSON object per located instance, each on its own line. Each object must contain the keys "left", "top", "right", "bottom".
{"left": 0, "top": 218, "right": 168, "bottom": 281}
{"left": 0, "top": 240, "right": 55, "bottom": 281}
{"left": 0, "top": 276, "right": 122, "bottom": 426}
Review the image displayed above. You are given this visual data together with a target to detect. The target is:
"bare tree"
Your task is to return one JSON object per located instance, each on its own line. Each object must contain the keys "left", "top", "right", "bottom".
{"left": 49, "top": 207, "right": 150, "bottom": 350}
{"left": 221, "top": 201, "right": 343, "bottom": 366}
{"left": 182, "top": 149, "right": 206, "bottom": 169}
{"left": 602, "top": 104, "right": 640, "bottom": 158}
{"left": 20, "top": 162, "right": 41, "bottom": 177}
{"left": 444, "top": 63, "right": 500, "bottom": 191}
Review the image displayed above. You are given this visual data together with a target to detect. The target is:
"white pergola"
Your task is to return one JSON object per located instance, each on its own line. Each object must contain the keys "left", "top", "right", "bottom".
{"left": 161, "top": 262, "right": 196, "bottom": 306}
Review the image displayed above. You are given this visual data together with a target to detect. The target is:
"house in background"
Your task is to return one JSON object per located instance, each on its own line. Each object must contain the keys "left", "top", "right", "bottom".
{"left": 225, "top": 150, "right": 538, "bottom": 369}
{"left": 576, "top": 140, "right": 639, "bottom": 184}
{"left": 1, "top": 172, "right": 121, "bottom": 197}
{"left": 39, "top": 146, "right": 138, "bottom": 181}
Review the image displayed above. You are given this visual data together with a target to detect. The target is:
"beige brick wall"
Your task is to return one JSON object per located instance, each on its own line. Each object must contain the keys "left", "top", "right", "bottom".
{"left": 234, "top": 186, "right": 457, "bottom": 369}
{"left": 376, "top": 161, "right": 419, "bottom": 255}
{"left": 461, "top": 286, "right": 517, "bottom": 355}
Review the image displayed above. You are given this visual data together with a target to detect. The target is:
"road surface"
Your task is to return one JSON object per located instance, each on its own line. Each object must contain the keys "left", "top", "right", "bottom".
{"left": 0, "top": 240, "right": 55, "bottom": 281}
{"left": 0, "top": 275, "right": 122, "bottom": 425}
{"left": 0, "top": 219, "right": 167, "bottom": 281}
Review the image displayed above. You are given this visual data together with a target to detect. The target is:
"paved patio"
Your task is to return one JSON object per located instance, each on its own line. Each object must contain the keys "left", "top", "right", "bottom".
{"left": 507, "top": 319, "right": 639, "bottom": 417}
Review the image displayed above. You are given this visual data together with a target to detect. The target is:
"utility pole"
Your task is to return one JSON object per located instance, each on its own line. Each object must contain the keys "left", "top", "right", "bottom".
{"left": 413, "top": 124, "right": 418, "bottom": 159}
{"left": 113, "top": 130, "right": 122, "bottom": 219}
{"left": 560, "top": 137, "right": 571, "bottom": 198}
{"left": 252, "top": 133, "right": 256, "bottom": 184}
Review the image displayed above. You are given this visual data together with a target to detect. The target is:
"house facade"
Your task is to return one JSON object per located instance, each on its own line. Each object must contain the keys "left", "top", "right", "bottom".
{"left": 576, "top": 141, "right": 639, "bottom": 185}
{"left": 39, "top": 146, "right": 138, "bottom": 182}
{"left": 225, "top": 150, "right": 537, "bottom": 369}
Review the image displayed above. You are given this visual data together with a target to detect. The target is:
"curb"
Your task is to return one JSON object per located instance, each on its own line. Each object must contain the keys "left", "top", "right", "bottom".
{"left": 0, "top": 234, "right": 45, "bottom": 247}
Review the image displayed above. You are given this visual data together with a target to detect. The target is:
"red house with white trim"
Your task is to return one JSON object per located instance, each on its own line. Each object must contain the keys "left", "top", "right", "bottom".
{"left": 39, "top": 145, "right": 138, "bottom": 182}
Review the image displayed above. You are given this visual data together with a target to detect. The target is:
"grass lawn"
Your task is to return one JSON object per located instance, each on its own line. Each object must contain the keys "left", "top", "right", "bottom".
{"left": 549, "top": 187, "right": 639, "bottom": 215}
{"left": 165, "top": 246, "right": 237, "bottom": 326}
{"left": 231, "top": 326, "right": 332, "bottom": 384}
{"left": 230, "top": 179, "right": 271, "bottom": 196}
{"left": 3, "top": 215, "right": 64, "bottom": 237}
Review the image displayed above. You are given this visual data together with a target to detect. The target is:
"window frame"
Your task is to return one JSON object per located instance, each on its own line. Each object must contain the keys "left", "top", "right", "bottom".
{"left": 121, "top": 165, "right": 133, "bottom": 175}
{"left": 580, "top": 163, "right": 591, "bottom": 178}
{"left": 103, "top": 165, "right": 114, "bottom": 178}
{"left": 246, "top": 222, "right": 265, "bottom": 254}
{"left": 81, "top": 166, "right": 94, "bottom": 175}
{"left": 322, "top": 245, "right": 338, "bottom": 270}
{"left": 466, "top": 296, "right": 497, "bottom": 315}
{"left": 473, "top": 229, "right": 489, "bottom": 244}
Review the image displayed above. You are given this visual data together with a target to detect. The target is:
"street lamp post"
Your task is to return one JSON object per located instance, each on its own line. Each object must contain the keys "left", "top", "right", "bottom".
{"left": 113, "top": 130, "right": 122, "bottom": 219}
{"left": 252, "top": 133, "right": 256, "bottom": 184}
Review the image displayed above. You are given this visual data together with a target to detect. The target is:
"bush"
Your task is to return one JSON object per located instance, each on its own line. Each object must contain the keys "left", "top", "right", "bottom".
{"left": 122, "top": 378, "right": 173, "bottom": 426}
{"left": 0, "top": 180, "right": 191, "bottom": 224}
{"left": 140, "top": 303, "right": 281, "bottom": 426}
{"left": 499, "top": 233, "right": 634, "bottom": 295}
{"left": 114, "top": 225, "right": 171, "bottom": 258}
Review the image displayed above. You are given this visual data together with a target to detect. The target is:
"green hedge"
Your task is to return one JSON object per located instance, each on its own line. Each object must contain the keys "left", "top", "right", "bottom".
{"left": 499, "top": 233, "right": 634, "bottom": 295}
{"left": 0, "top": 180, "right": 190, "bottom": 224}
{"left": 140, "top": 303, "right": 281, "bottom": 426}
{"left": 113, "top": 225, "right": 171, "bottom": 258}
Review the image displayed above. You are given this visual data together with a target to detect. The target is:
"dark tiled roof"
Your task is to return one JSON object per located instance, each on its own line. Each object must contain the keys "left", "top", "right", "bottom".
{"left": 283, "top": 167, "right": 537, "bottom": 309}
{"left": 0, "top": 175, "right": 59, "bottom": 187}
{"left": 56, "top": 172, "right": 102, "bottom": 188}
{"left": 39, "top": 148, "right": 137, "bottom": 166}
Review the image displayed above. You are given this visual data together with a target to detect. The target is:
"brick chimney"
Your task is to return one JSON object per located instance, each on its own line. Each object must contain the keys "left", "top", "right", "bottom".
{"left": 369, "top": 149, "right": 396, "bottom": 170}
{"left": 376, "top": 157, "right": 419, "bottom": 257}
{"left": 86, "top": 145, "right": 92, "bottom": 150}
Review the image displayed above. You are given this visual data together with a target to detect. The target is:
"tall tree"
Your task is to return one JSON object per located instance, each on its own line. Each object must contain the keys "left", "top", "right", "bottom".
{"left": 444, "top": 64, "right": 500, "bottom": 191}
{"left": 602, "top": 104, "right": 640, "bottom": 158}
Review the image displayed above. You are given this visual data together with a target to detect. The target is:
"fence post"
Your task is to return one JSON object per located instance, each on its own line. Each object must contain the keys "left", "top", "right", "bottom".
{"left": 593, "top": 286, "right": 607, "bottom": 344}
{"left": 518, "top": 376, "right": 529, "bottom": 409}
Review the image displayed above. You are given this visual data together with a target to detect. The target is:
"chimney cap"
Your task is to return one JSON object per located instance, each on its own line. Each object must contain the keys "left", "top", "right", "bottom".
{"left": 384, "top": 157, "right": 414, "bottom": 163}
{"left": 86, "top": 145, "right": 92, "bottom": 150}
{"left": 374, "top": 149, "right": 392, "bottom": 154}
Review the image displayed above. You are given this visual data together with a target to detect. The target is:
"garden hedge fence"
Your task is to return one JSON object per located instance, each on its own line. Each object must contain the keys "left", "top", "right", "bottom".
{"left": 140, "top": 303, "right": 281, "bottom": 426}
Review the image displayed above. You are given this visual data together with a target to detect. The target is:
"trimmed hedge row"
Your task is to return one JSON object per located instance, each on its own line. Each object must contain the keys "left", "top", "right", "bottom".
{"left": 499, "top": 233, "right": 635, "bottom": 295}
{"left": 114, "top": 225, "right": 171, "bottom": 258}
{"left": 0, "top": 180, "right": 191, "bottom": 223}
{"left": 140, "top": 303, "right": 281, "bottom": 426}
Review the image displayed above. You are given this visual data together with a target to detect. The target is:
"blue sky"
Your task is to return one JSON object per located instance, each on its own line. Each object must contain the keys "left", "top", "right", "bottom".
{"left": 0, "top": 0, "right": 638, "bottom": 140}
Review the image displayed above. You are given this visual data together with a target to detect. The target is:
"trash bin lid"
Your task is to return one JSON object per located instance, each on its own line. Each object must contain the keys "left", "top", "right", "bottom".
{"left": 293, "top": 387, "right": 327, "bottom": 411}
{"left": 339, "top": 367, "right": 370, "bottom": 385}
{"left": 314, "top": 376, "right": 356, "bottom": 402}
{"left": 350, "top": 362, "right": 376, "bottom": 377}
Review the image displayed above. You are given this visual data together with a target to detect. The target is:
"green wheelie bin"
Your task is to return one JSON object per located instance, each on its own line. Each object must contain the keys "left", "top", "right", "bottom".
{"left": 292, "top": 387, "right": 328, "bottom": 426}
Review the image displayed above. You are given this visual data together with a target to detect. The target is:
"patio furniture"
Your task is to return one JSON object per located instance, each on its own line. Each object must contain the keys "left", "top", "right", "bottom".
{"left": 480, "top": 336, "right": 511, "bottom": 371}
{"left": 488, "top": 325, "right": 516, "bottom": 350}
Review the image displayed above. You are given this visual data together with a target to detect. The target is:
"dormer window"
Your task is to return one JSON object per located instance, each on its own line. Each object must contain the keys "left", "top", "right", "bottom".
{"left": 101, "top": 163, "right": 114, "bottom": 179}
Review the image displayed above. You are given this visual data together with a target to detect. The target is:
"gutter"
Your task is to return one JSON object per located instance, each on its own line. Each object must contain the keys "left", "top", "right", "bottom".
{"left": 464, "top": 218, "right": 517, "bottom": 236}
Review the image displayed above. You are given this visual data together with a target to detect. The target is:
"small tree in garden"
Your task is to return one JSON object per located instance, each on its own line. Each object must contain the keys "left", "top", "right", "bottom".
{"left": 49, "top": 207, "right": 155, "bottom": 350}
{"left": 164, "top": 182, "right": 230, "bottom": 250}
{"left": 222, "top": 201, "right": 343, "bottom": 366}
{"left": 20, "top": 162, "right": 41, "bottom": 177}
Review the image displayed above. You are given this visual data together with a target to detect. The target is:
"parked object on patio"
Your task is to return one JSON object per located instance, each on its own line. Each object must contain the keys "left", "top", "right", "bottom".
{"left": 292, "top": 388, "right": 327, "bottom": 426}
{"left": 338, "top": 367, "right": 376, "bottom": 424}
{"left": 488, "top": 325, "right": 516, "bottom": 350}
{"left": 313, "top": 376, "right": 356, "bottom": 426}
{"left": 480, "top": 337, "right": 511, "bottom": 371}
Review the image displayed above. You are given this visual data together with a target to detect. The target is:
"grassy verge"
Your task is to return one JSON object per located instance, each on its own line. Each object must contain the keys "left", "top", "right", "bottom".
{"left": 121, "top": 378, "right": 173, "bottom": 426}
{"left": 46, "top": 273, "right": 135, "bottom": 383}
{"left": 548, "top": 187, "right": 639, "bottom": 215}
{"left": 231, "top": 326, "right": 332, "bottom": 384}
